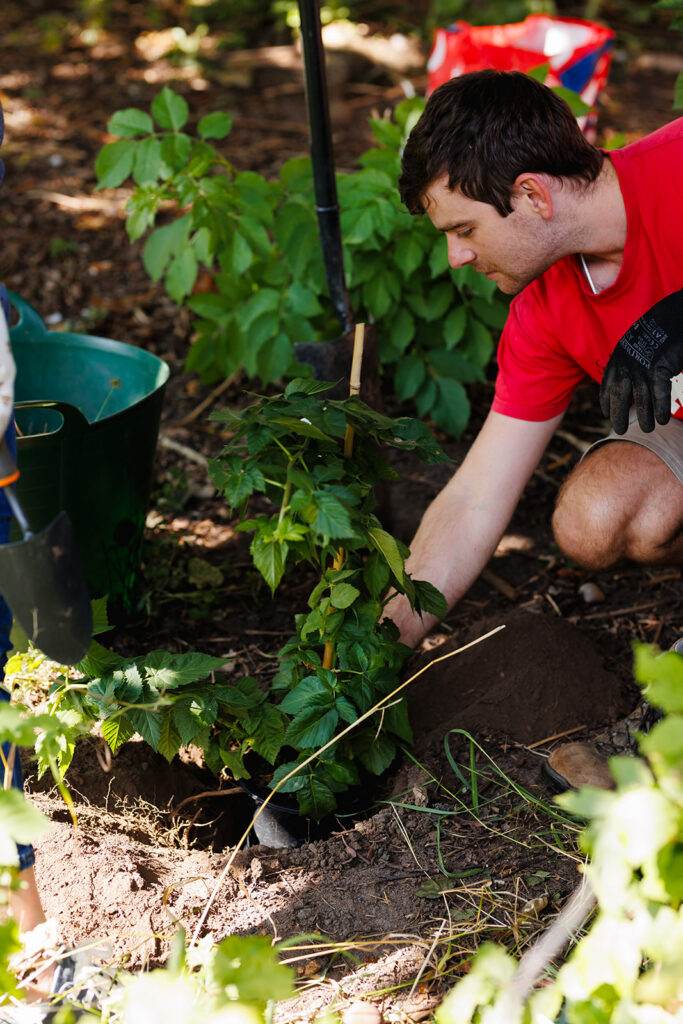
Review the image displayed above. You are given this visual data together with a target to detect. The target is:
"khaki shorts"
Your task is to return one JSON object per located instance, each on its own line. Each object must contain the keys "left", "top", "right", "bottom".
{"left": 583, "top": 412, "right": 683, "bottom": 483}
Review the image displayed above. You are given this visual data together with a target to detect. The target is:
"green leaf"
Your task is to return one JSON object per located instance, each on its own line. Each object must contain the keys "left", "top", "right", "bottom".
{"left": 635, "top": 646, "right": 683, "bottom": 713}
{"left": 130, "top": 709, "right": 162, "bottom": 750}
{"left": 412, "top": 579, "right": 447, "bottom": 618}
{"left": 330, "top": 583, "right": 360, "bottom": 609}
{"left": 298, "top": 773, "right": 337, "bottom": 817}
{"left": 133, "top": 136, "right": 163, "bottom": 185}
{"left": 394, "top": 354, "right": 425, "bottom": 401}
{"left": 251, "top": 704, "right": 286, "bottom": 764}
{"left": 355, "top": 730, "right": 396, "bottom": 775}
{"left": 157, "top": 710, "right": 181, "bottom": 763}
{"left": 388, "top": 307, "right": 415, "bottom": 353}
{"left": 368, "top": 527, "right": 406, "bottom": 587}
{"left": 428, "top": 348, "right": 482, "bottom": 383}
{"left": 0, "top": 789, "right": 51, "bottom": 850}
{"left": 363, "top": 552, "right": 390, "bottom": 598}
{"left": 197, "top": 111, "right": 233, "bottom": 140}
{"left": 443, "top": 306, "right": 467, "bottom": 349}
{"left": 552, "top": 85, "right": 590, "bottom": 116}
{"left": 151, "top": 87, "right": 189, "bottom": 131}
{"left": 313, "top": 491, "right": 355, "bottom": 540}
{"left": 675, "top": 70, "right": 683, "bottom": 110}
{"left": 95, "top": 140, "right": 136, "bottom": 188}
{"left": 142, "top": 651, "right": 227, "bottom": 689}
{"left": 165, "top": 246, "right": 198, "bottom": 302}
{"left": 393, "top": 235, "right": 423, "bottom": 279}
{"left": 432, "top": 376, "right": 471, "bottom": 437}
{"left": 251, "top": 533, "right": 287, "bottom": 593}
{"left": 429, "top": 236, "right": 450, "bottom": 276}
{"left": 256, "top": 332, "right": 292, "bottom": 385}
{"left": 107, "top": 107, "right": 154, "bottom": 137}
{"left": 220, "top": 746, "right": 250, "bottom": 780}
{"left": 212, "top": 935, "right": 294, "bottom": 1007}
{"left": 285, "top": 700, "right": 339, "bottom": 749}
{"left": 160, "top": 132, "right": 192, "bottom": 170}
{"left": 228, "top": 231, "right": 253, "bottom": 275}
{"left": 288, "top": 281, "right": 323, "bottom": 317}
{"left": 101, "top": 714, "right": 135, "bottom": 754}
{"left": 280, "top": 675, "right": 329, "bottom": 715}
{"left": 237, "top": 288, "right": 280, "bottom": 331}
{"left": 142, "top": 214, "right": 192, "bottom": 281}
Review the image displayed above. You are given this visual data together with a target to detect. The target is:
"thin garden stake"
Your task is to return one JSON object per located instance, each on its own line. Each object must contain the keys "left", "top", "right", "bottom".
{"left": 322, "top": 321, "right": 365, "bottom": 670}
{"left": 190, "top": 623, "right": 506, "bottom": 947}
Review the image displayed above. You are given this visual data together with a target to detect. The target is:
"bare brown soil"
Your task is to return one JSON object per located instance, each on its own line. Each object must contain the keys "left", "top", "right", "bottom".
{"left": 1, "top": 1, "right": 681, "bottom": 1017}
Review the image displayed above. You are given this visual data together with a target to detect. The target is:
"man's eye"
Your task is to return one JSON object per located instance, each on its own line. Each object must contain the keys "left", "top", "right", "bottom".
{"left": 458, "top": 228, "right": 473, "bottom": 239}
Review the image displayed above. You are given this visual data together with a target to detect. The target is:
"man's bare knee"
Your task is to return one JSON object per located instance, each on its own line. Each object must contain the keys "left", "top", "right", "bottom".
{"left": 552, "top": 457, "right": 626, "bottom": 570}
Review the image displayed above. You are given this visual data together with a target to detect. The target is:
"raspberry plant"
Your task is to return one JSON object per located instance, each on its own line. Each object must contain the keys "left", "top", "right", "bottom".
{"left": 9, "top": 381, "right": 447, "bottom": 817}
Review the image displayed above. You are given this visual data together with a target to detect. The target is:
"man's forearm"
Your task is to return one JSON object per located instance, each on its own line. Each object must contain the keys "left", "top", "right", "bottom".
{"left": 385, "top": 480, "right": 511, "bottom": 647}
{"left": 384, "top": 409, "right": 564, "bottom": 648}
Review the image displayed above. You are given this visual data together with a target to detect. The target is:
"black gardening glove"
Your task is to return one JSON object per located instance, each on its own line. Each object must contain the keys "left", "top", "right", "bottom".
{"left": 599, "top": 288, "right": 683, "bottom": 435}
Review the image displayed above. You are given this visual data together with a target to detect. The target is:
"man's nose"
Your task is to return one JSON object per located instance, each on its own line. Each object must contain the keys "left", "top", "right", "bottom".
{"left": 447, "top": 239, "right": 476, "bottom": 269}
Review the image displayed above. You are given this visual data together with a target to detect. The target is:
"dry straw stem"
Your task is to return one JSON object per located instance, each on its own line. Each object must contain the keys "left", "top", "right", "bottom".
{"left": 190, "top": 623, "right": 506, "bottom": 947}
{"left": 323, "top": 321, "right": 365, "bottom": 670}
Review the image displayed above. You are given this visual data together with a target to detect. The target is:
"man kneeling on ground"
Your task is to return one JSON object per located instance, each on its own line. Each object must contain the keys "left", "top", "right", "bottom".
{"left": 385, "top": 71, "right": 683, "bottom": 784}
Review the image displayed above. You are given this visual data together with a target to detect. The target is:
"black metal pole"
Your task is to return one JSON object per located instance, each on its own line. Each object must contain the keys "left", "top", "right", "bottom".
{"left": 297, "top": 0, "right": 353, "bottom": 334}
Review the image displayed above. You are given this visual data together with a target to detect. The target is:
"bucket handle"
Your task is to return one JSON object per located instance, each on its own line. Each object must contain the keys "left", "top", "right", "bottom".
{"left": 16, "top": 400, "right": 89, "bottom": 436}
{"left": 7, "top": 292, "right": 48, "bottom": 343}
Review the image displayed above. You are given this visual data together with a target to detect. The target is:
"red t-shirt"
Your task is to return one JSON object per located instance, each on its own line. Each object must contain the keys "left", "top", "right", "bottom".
{"left": 492, "top": 117, "right": 683, "bottom": 422}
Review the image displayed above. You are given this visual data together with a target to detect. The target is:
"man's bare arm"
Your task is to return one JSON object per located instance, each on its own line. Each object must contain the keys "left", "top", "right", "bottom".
{"left": 386, "top": 409, "right": 564, "bottom": 647}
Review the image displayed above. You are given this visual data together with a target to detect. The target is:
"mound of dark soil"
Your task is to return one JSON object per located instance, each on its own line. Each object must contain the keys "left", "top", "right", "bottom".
{"left": 406, "top": 607, "right": 635, "bottom": 747}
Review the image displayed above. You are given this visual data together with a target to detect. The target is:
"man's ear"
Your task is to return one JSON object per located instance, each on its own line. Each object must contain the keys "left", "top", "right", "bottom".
{"left": 512, "top": 173, "right": 554, "bottom": 220}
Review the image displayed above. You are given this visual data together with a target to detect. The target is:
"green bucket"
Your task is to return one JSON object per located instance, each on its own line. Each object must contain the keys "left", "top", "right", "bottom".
{"left": 9, "top": 293, "right": 170, "bottom": 611}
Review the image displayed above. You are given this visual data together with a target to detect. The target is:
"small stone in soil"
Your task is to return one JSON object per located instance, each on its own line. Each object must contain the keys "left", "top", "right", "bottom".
{"left": 578, "top": 581, "right": 605, "bottom": 604}
{"left": 342, "top": 1002, "right": 383, "bottom": 1024}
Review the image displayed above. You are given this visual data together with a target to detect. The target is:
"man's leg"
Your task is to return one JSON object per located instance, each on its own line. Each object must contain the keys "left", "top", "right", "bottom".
{"left": 552, "top": 434, "right": 683, "bottom": 571}
{"left": 548, "top": 422, "right": 682, "bottom": 792}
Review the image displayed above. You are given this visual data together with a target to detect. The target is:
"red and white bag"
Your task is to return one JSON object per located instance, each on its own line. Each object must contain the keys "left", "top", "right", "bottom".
{"left": 427, "top": 15, "right": 615, "bottom": 136}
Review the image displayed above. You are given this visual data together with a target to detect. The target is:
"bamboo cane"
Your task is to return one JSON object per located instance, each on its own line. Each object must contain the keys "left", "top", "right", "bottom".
{"left": 322, "top": 322, "right": 365, "bottom": 669}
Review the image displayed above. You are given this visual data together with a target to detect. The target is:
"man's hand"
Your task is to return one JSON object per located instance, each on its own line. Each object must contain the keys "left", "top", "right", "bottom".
{"left": 600, "top": 288, "right": 683, "bottom": 435}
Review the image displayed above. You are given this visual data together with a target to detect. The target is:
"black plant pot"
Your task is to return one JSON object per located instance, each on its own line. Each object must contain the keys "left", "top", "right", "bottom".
{"left": 239, "top": 776, "right": 377, "bottom": 849}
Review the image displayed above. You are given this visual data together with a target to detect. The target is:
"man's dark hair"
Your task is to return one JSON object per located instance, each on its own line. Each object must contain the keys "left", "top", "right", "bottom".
{"left": 399, "top": 70, "right": 604, "bottom": 217}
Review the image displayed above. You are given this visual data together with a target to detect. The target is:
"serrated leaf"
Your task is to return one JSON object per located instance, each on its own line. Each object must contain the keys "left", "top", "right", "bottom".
{"left": 412, "top": 578, "right": 447, "bottom": 618}
{"left": 251, "top": 534, "right": 287, "bottom": 593}
{"left": 157, "top": 711, "right": 181, "bottom": 763}
{"left": 443, "top": 305, "right": 467, "bottom": 348}
{"left": 368, "top": 527, "right": 406, "bottom": 587}
{"left": 151, "top": 87, "right": 189, "bottom": 131}
{"left": 198, "top": 111, "right": 233, "bottom": 139}
{"left": 251, "top": 704, "right": 286, "bottom": 764}
{"left": 101, "top": 714, "right": 135, "bottom": 754}
{"left": 363, "top": 552, "right": 390, "bottom": 598}
{"left": 107, "top": 107, "right": 154, "bottom": 137}
{"left": 165, "top": 246, "right": 198, "bottom": 302}
{"left": 130, "top": 709, "right": 162, "bottom": 750}
{"left": 143, "top": 214, "right": 192, "bottom": 281}
{"left": 285, "top": 702, "right": 339, "bottom": 749}
{"left": 133, "top": 136, "right": 163, "bottom": 185}
{"left": 329, "top": 582, "right": 360, "bottom": 609}
{"left": 95, "top": 140, "right": 136, "bottom": 188}
{"left": 142, "top": 651, "right": 227, "bottom": 690}
{"left": 432, "top": 376, "right": 471, "bottom": 437}
{"left": 172, "top": 701, "right": 201, "bottom": 746}
{"left": 394, "top": 354, "right": 425, "bottom": 400}
{"left": 298, "top": 773, "right": 337, "bottom": 817}
{"left": 313, "top": 491, "right": 355, "bottom": 539}
{"left": 279, "top": 675, "right": 329, "bottom": 714}
{"left": 355, "top": 730, "right": 396, "bottom": 775}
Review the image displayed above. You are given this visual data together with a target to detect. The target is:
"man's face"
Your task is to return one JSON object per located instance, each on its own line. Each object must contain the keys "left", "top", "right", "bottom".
{"left": 422, "top": 174, "right": 560, "bottom": 295}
